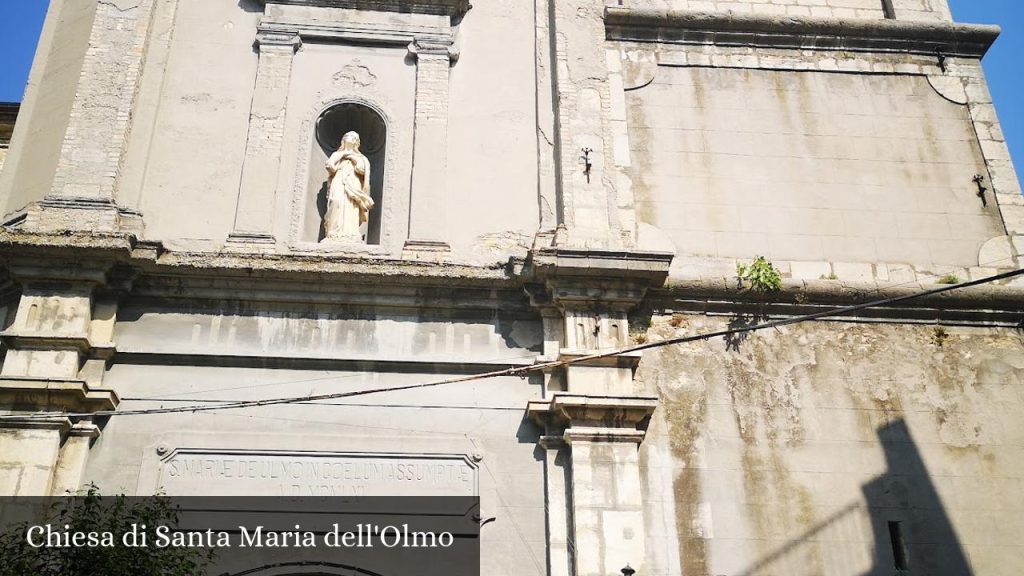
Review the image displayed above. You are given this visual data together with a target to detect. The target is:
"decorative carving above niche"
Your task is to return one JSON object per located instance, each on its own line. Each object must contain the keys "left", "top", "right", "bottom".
{"left": 258, "top": 0, "right": 472, "bottom": 19}
{"left": 332, "top": 61, "right": 377, "bottom": 89}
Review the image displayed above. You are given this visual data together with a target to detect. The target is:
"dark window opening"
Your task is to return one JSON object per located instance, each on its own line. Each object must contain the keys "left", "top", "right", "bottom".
{"left": 888, "top": 521, "right": 909, "bottom": 571}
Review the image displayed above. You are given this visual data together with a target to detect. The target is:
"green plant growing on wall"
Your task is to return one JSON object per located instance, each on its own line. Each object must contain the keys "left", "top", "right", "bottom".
{"left": 736, "top": 256, "right": 783, "bottom": 292}
{"left": 0, "top": 484, "right": 215, "bottom": 576}
{"left": 936, "top": 274, "right": 960, "bottom": 285}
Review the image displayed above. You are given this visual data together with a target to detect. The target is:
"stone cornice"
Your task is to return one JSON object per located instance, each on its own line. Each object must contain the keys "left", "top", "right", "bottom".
{"left": 524, "top": 248, "right": 674, "bottom": 286}
{"left": 261, "top": 0, "right": 472, "bottom": 18}
{"left": 605, "top": 8, "right": 1001, "bottom": 57}
{"left": 0, "top": 231, "right": 1022, "bottom": 322}
{"left": 648, "top": 277, "right": 1024, "bottom": 327}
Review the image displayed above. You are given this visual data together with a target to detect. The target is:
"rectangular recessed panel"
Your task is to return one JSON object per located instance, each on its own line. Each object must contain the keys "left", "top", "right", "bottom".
{"left": 626, "top": 67, "right": 1003, "bottom": 266}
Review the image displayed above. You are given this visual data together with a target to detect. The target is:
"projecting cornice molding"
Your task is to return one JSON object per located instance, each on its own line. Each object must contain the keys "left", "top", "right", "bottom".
{"left": 604, "top": 8, "right": 1000, "bottom": 57}
{"left": 260, "top": 0, "right": 471, "bottom": 18}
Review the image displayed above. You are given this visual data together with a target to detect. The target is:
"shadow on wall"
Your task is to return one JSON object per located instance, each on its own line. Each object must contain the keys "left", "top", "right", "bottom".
{"left": 860, "top": 419, "right": 972, "bottom": 576}
{"left": 736, "top": 418, "right": 972, "bottom": 575}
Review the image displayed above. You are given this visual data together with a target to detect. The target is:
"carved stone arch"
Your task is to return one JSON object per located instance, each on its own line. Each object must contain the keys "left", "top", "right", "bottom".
{"left": 228, "top": 561, "right": 386, "bottom": 576}
{"left": 289, "top": 91, "right": 406, "bottom": 252}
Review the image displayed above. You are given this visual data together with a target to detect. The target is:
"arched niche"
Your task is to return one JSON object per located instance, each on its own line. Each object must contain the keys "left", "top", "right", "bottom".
{"left": 305, "top": 101, "right": 388, "bottom": 245}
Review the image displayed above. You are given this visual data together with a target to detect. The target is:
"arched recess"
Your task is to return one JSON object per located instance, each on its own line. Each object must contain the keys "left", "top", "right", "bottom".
{"left": 305, "top": 100, "right": 388, "bottom": 245}
{"left": 228, "top": 560, "right": 386, "bottom": 576}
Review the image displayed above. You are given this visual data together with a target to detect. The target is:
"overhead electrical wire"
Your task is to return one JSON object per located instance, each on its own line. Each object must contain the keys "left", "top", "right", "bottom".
{"left": 1, "top": 267, "right": 1022, "bottom": 422}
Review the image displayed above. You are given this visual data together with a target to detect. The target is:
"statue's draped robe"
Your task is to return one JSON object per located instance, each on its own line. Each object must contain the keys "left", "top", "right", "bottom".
{"left": 324, "top": 150, "right": 374, "bottom": 241}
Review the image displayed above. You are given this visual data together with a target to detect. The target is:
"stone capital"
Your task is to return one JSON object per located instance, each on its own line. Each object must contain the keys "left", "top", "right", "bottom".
{"left": 255, "top": 29, "right": 302, "bottom": 52}
{"left": 522, "top": 248, "right": 673, "bottom": 313}
{"left": 408, "top": 37, "right": 458, "bottom": 62}
{"left": 528, "top": 394, "right": 658, "bottom": 437}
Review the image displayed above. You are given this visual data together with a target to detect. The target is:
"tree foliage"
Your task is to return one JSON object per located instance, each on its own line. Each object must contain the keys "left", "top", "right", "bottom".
{"left": 0, "top": 485, "right": 214, "bottom": 576}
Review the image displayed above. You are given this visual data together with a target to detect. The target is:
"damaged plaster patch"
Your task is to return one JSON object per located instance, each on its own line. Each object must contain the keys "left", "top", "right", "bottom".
{"left": 469, "top": 231, "right": 532, "bottom": 264}
{"left": 634, "top": 318, "right": 711, "bottom": 576}
{"left": 637, "top": 315, "right": 1024, "bottom": 574}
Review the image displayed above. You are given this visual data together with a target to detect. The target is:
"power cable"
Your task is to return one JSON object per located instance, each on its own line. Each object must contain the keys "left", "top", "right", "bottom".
{"left": 1, "top": 267, "right": 1022, "bottom": 422}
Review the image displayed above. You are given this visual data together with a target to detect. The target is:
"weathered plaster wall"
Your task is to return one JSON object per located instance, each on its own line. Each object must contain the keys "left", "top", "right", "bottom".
{"left": 76, "top": 290, "right": 547, "bottom": 570}
{"left": 0, "top": 0, "right": 96, "bottom": 216}
{"left": 446, "top": 1, "right": 541, "bottom": 256}
{"left": 627, "top": 68, "right": 1002, "bottom": 267}
{"left": 133, "top": 0, "right": 262, "bottom": 240}
{"left": 84, "top": 359, "right": 546, "bottom": 575}
{"left": 121, "top": 0, "right": 540, "bottom": 257}
{"left": 627, "top": 0, "right": 951, "bottom": 21}
{"left": 113, "top": 300, "right": 543, "bottom": 364}
{"left": 636, "top": 314, "right": 1024, "bottom": 576}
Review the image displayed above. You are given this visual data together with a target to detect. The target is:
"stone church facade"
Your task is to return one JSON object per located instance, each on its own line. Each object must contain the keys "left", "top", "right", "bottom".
{"left": 1, "top": 0, "right": 1023, "bottom": 575}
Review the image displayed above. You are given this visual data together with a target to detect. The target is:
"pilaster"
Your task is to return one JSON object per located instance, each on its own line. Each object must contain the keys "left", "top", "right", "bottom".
{"left": 0, "top": 261, "right": 121, "bottom": 495}
{"left": 50, "top": 421, "right": 101, "bottom": 495}
{"left": 227, "top": 29, "right": 303, "bottom": 250}
{"left": 545, "top": 0, "right": 634, "bottom": 250}
{"left": 524, "top": 247, "right": 672, "bottom": 576}
{"left": 0, "top": 418, "right": 69, "bottom": 496}
{"left": 403, "top": 37, "right": 457, "bottom": 259}
{"left": 530, "top": 395, "right": 658, "bottom": 576}
{"left": 26, "top": 0, "right": 156, "bottom": 234}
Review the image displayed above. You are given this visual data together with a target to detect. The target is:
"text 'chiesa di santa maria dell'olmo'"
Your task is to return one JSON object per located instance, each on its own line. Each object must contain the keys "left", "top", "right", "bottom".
{"left": 1, "top": 0, "right": 1024, "bottom": 575}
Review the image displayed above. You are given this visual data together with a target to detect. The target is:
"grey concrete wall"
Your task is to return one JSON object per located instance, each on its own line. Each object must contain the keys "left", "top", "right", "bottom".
{"left": 0, "top": 0, "right": 96, "bottom": 216}
{"left": 627, "top": 68, "right": 1003, "bottom": 267}
{"left": 636, "top": 315, "right": 1024, "bottom": 576}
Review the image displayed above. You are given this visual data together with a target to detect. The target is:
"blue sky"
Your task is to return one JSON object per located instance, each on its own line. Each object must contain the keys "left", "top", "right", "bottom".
{"left": 0, "top": 1, "right": 1020, "bottom": 169}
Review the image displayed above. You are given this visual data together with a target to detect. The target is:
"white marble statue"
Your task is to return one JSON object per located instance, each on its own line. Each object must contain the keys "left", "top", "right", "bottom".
{"left": 322, "top": 131, "right": 374, "bottom": 242}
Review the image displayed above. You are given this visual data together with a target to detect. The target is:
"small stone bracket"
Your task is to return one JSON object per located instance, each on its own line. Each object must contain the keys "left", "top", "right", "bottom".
{"left": 402, "top": 239, "right": 452, "bottom": 261}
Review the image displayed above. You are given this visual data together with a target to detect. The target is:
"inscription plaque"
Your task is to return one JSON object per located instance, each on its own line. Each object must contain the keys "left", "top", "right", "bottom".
{"left": 152, "top": 450, "right": 478, "bottom": 497}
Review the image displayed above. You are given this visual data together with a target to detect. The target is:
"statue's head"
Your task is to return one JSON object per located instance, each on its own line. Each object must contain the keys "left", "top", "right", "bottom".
{"left": 340, "top": 131, "right": 361, "bottom": 151}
